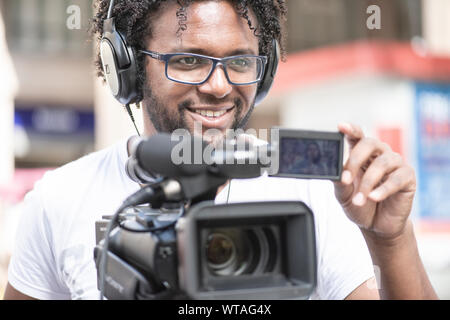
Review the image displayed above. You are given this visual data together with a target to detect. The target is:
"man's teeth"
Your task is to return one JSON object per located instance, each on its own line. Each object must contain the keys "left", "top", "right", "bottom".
{"left": 194, "top": 109, "right": 227, "bottom": 118}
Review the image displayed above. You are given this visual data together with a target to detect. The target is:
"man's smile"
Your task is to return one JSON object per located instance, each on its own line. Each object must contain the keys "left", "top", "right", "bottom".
{"left": 185, "top": 105, "right": 236, "bottom": 129}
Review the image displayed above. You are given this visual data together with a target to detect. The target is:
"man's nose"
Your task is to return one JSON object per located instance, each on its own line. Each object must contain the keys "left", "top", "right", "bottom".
{"left": 197, "top": 65, "right": 232, "bottom": 99}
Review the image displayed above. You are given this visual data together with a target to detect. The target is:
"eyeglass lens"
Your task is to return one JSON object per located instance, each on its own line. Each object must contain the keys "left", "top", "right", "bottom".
{"left": 167, "top": 55, "right": 263, "bottom": 84}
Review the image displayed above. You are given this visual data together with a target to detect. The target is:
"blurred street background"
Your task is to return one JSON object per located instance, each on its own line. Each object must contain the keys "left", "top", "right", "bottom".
{"left": 0, "top": 0, "right": 450, "bottom": 299}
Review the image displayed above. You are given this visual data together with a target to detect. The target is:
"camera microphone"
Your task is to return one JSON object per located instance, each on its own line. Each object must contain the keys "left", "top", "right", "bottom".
{"left": 125, "top": 136, "right": 158, "bottom": 185}
{"left": 126, "top": 133, "right": 273, "bottom": 185}
{"left": 126, "top": 133, "right": 211, "bottom": 185}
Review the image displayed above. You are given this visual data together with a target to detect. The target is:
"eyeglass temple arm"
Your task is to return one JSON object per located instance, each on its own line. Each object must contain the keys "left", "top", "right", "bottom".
{"left": 139, "top": 50, "right": 163, "bottom": 60}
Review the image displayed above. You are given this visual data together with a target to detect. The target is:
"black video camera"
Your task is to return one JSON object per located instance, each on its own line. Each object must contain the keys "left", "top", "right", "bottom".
{"left": 94, "top": 129, "right": 344, "bottom": 300}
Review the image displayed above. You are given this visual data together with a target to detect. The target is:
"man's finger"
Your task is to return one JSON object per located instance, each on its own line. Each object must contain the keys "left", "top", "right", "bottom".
{"left": 367, "top": 165, "right": 416, "bottom": 202}
{"left": 333, "top": 178, "right": 355, "bottom": 208}
{"left": 354, "top": 152, "right": 404, "bottom": 204}
{"left": 337, "top": 122, "right": 365, "bottom": 149}
{"left": 342, "top": 137, "right": 391, "bottom": 185}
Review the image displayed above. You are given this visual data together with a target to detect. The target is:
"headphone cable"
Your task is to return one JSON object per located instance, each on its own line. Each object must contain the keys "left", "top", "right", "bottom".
{"left": 125, "top": 104, "right": 141, "bottom": 137}
{"left": 226, "top": 179, "right": 231, "bottom": 204}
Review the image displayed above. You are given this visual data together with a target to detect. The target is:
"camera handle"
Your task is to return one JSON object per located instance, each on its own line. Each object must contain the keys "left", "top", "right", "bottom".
{"left": 175, "top": 173, "right": 228, "bottom": 205}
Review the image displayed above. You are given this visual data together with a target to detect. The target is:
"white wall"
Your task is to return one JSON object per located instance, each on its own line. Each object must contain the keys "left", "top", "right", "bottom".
{"left": 423, "top": 0, "right": 450, "bottom": 57}
{"left": 94, "top": 78, "right": 144, "bottom": 150}
{"left": 279, "top": 73, "right": 415, "bottom": 162}
{"left": 0, "top": 10, "right": 18, "bottom": 298}
{"left": 12, "top": 54, "right": 93, "bottom": 107}
{"left": 0, "top": 12, "right": 18, "bottom": 185}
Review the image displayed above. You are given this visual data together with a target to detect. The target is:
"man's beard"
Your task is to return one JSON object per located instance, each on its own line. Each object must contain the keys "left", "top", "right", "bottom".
{"left": 142, "top": 86, "right": 254, "bottom": 135}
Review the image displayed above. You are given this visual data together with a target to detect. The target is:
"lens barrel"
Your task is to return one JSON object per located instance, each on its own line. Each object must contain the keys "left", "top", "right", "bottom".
{"left": 176, "top": 201, "right": 317, "bottom": 300}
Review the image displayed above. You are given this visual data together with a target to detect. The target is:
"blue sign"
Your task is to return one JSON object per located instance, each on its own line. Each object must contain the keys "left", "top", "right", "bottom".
{"left": 14, "top": 104, "right": 94, "bottom": 135}
{"left": 414, "top": 82, "right": 450, "bottom": 220}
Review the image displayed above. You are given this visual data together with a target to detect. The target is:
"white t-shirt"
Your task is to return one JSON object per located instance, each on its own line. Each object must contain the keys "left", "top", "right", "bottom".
{"left": 8, "top": 137, "right": 375, "bottom": 300}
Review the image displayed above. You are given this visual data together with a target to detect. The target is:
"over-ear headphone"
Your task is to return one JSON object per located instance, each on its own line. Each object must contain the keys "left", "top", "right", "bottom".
{"left": 255, "top": 38, "right": 279, "bottom": 106}
{"left": 100, "top": 0, "right": 141, "bottom": 105}
{"left": 100, "top": 0, "right": 279, "bottom": 106}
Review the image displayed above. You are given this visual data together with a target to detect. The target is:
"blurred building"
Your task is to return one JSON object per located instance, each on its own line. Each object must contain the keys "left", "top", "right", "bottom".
{"left": 0, "top": 3, "right": 17, "bottom": 298}
{"left": 0, "top": 0, "right": 95, "bottom": 167}
{"left": 3, "top": 0, "right": 446, "bottom": 227}
{"left": 1, "top": 0, "right": 449, "bottom": 225}
{"left": 247, "top": 0, "right": 450, "bottom": 298}
{"left": 0, "top": 7, "right": 17, "bottom": 185}
{"left": 1, "top": 0, "right": 443, "bottom": 164}
{"left": 0, "top": 0, "right": 449, "bottom": 298}
{"left": 250, "top": 0, "right": 450, "bottom": 226}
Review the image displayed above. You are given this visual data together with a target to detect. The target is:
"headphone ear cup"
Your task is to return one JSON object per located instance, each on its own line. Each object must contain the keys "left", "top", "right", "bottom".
{"left": 254, "top": 39, "right": 280, "bottom": 106}
{"left": 100, "top": 18, "right": 141, "bottom": 105}
{"left": 118, "top": 42, "right": 141, "bottom": 104}
{"left": 100, "top": 38, "right": 121, "bottom": 97}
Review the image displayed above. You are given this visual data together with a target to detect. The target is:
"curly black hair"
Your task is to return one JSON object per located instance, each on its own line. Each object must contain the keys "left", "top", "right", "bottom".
{"left": 90, "top": 0, "right": 288, "bottom": 96}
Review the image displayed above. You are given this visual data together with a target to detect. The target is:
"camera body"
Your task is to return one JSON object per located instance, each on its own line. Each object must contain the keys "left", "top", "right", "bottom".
{"left": 94, "top": 207, "right": 180, "bottom": 299}
{"left": 94, "top": 128, "right": 344, "bottom": 300}
{"left": 94, "top": 200, "right": 316, "bottom": 300}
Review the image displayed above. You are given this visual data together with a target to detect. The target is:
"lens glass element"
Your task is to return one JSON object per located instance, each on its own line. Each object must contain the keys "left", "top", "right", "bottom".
{"left": 206, "top": 233, "right": 236, "bottom": 267}
{"left": 203, "top": 227, "right": 277, "bottom": 277}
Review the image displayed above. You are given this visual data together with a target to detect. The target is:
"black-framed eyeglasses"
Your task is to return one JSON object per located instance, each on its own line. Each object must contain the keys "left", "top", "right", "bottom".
{"left": 139, "top": 49, "right": 268, "bottom": 85}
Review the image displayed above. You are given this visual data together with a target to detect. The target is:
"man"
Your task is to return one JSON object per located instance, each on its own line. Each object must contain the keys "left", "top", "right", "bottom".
{"left": 5, "top": 0, "right": 437, "bottom": 300}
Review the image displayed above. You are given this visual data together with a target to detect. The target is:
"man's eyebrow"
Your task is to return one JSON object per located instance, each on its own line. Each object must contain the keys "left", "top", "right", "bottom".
{"left": 170, "top": 47, "right": 258, "bottom": 56}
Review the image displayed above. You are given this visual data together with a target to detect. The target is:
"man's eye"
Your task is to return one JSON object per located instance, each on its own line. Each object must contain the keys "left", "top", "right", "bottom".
{"left": 180, "top": 56, "right": 198, "bottom": 65}
{"left": 230, "top": 58, "right": 250, "bottom": 67}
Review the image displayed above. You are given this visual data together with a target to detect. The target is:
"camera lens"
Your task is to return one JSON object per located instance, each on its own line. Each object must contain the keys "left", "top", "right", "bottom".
{"left": 203, "top": 227, "right": 278, "bottom": 277}
{"left": 206, "top": 233, "right": 236, "bottom": 267}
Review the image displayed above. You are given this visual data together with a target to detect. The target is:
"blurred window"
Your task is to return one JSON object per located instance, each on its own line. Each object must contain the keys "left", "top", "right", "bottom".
{"left": 2, "top": 0, "right": 92, "bottom": 56}
{"left": 287, "top": 0, "right": 423, "bottom": 53}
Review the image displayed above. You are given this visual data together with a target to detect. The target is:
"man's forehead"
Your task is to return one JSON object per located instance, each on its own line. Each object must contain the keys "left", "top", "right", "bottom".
{"left": 147, "top": 0, "right": 259, "bottom": 51}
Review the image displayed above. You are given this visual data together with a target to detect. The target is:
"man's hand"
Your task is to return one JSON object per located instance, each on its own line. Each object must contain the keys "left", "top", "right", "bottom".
{"left": 333, "top": 122, "right": 416, "bottom": 240}
{"left": 333, "top": 123, "right": 437, "bottom": 299}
